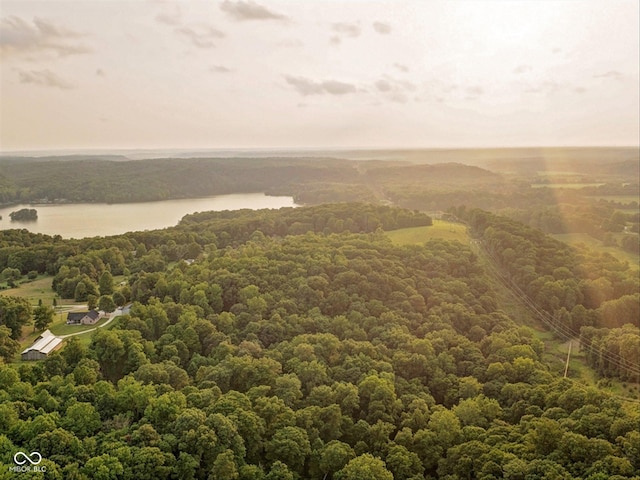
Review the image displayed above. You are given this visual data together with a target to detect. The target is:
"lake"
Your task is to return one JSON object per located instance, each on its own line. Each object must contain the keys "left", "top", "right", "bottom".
{"left": 0, "top": 193, "right": 297, "bottom": 239}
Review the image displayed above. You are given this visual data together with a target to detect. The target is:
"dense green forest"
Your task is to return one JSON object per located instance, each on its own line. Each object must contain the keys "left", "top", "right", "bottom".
{"left": 0, "top": 203, "right": 638, "bottom": 479}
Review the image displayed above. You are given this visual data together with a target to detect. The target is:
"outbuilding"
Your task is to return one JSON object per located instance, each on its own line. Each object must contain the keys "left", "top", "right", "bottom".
{"left": 21, "top": 330, "right": 63, "bottom": 361}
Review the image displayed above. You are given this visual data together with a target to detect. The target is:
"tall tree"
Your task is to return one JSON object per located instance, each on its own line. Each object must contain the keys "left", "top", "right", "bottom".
{"left": 335, "top": 454, "right": 394, "bottom": 480}
{"left": 34, "top": 304, "right": 55, "bottom": 332}
{"left": 99, "top": 271, "right": 115, "bottom": 296}
{"left": 0, "top": 325, "right": 20, "bottom": 361}
{"left": 0, "top": 296, "right": 33, "bottom": 339}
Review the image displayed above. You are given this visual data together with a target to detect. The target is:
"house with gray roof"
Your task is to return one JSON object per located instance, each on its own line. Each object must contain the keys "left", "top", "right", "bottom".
{"left": 66, "top": 310, "right": 101, "bottom": 325}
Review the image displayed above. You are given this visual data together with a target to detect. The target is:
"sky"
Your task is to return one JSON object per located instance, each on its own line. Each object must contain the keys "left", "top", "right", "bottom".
{"left": 0, "top": 0, "right": 638, "bottom": 151}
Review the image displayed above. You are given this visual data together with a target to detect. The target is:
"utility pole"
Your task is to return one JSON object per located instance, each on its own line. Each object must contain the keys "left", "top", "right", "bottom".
{"left": 563, "top": 340, "right": 573, "bottom": 378}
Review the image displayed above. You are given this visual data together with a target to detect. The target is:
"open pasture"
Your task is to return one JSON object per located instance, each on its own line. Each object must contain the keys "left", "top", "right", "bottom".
{"left": 531, "top": 183, "right": 605, "bottom": 189}
{"left": 551, "top": 232, "right": 639, "bottom": 267}
{"left": 387, "top": 219, "right": 470, "bottom": 245}
{"left": 0, "top": 275, "right": 63, "bottom": 306}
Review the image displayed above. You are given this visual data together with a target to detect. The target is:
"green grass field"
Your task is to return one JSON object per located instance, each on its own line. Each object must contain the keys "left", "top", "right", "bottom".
{"left": 0, "top": 275, "right": 61, "bottom": 306}
{"left": 387, "top": 220, "right": 470, "bottom": 245}
{"left": 551, "top": 232, "right": 639, "bottom": 267}
{"left": 531, "top": 183, "right": 605, "bottom": 189}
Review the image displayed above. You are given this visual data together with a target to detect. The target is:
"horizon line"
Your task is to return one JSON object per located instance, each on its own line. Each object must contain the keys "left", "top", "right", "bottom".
{"left": 2, "top": 145, "right": 639, "bottom": 156}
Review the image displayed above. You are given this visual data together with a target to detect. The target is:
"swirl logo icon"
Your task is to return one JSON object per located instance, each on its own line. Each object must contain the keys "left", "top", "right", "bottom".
{"left": 13, "top": 452, "right": 42, "bottom": 466}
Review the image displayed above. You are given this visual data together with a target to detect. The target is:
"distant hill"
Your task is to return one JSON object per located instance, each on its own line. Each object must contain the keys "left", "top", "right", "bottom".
{"left": 0, "top": 157, "right": 360, "bottom": 204}
{"left": 365, "top": 162, "right": 503, "bottom": 185}
{"left": 0, "top": 155, "right": 130, "bottom": 163}
{"left": 484, "top": 147, "right": 639, "bottom": 175}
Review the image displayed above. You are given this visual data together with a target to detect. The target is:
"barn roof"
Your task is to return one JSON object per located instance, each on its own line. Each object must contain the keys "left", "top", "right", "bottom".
{"left": 22, "top": 329, "right": 63, "bottom": 355}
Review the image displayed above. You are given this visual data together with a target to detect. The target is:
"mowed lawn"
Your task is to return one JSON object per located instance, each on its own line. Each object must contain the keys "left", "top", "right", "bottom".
{"left": 387, "top": 220, "right": 470, "bottom": 245}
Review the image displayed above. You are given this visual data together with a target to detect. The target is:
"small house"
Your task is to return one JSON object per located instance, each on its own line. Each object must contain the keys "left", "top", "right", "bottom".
{"left": 21, "top": 330, "right": 63, "bottom": 361}
{"left": 66, "top": 310, "right": 101, "bottom": 325}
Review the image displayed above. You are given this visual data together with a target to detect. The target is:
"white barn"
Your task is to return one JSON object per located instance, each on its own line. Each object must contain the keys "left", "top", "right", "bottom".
{"left": 21, "top": 330, "right": 63, "bottom": 361}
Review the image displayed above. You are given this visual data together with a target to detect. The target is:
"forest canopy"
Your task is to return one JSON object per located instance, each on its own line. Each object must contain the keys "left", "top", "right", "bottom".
{"left": 0, "top": 203, "right": 638, "bottom": 479}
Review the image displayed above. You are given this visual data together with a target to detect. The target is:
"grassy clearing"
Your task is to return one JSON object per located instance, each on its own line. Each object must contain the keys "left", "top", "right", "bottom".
{"left": 531, "top": 183, "right": 605, "bottom": 189}
{"left": 0, "top": 274, "right": 126, "bottom": 306}
{"left": 0, "top": 275, "right": 62, "bottom": 306}
{"left": 551, "top": 233, "right": 639, "bottom": 267}
{"left": 387, "top": 220, "right": 470, "bottom": 245}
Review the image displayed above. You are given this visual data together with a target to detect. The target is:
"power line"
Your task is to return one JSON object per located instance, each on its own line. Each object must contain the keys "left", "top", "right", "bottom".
{"left": 477, "top": 241, "right": 640, "bottom": 378}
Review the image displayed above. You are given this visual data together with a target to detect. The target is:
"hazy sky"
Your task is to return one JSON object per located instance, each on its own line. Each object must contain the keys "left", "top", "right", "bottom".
{"left": 1, "top": 0, "right": 638, "bottom": 151}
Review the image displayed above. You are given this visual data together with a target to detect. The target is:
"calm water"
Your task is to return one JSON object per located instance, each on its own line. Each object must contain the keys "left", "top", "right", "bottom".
{"left": 0, "top": 193, "right": 296, "bottom": 239}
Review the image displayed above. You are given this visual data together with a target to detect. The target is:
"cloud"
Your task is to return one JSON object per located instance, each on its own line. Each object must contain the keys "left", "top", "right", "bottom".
{"left": 373, "top": 76, "right": 416, "bottom": 103}
{"left": 0, "top": 16, "right": 91, "bottom": 58}
{"left": 175, "top": 26, "right": 225, "bottom": 48}
{"left": 593, "top": 70, "right": 623, "bottom": 80}
{"left": 388, "top": 93, "right": 408, "bottom": 103}
{"left": 393, "top": 63, "right": 409, "bottom": 73}
{"left": 156, "top": 10, "right": 182, "bottom": 26}
{"left": 278, "top": 38, "right": 304, "bottom": 48}
{"left": 284, "top": 75, "right": 357, "bottom": 96}
{"left": 513, "top": 65, "right": 531, "bottom": 74}
{"left": 220, "top": 1, "right": 287, "bottom": 21}
{"left": 332, "top": 23, "right": 360, "bottom": 38}
{"left": 523, "top": 80, "right": 562, "bottom": 95}
{"left": 375, "top": 79, "right": 392, "bottom": 92}
{"left": 373, "top": 22, "right": 391, "bottom": 34}
{"left": 17, "top": 69, "right": 74, "bottom": 89}
{"left": 210, "top": 64, "right": 232, "bottom": 73}
{"left": 465, "top": 86, "right": 484, "bottom": 99}
{"left": 329, "top": 23, "right": 360, "bottom": 46}
{"left": 322, "top": 80, "right": 357, "bottom": 95}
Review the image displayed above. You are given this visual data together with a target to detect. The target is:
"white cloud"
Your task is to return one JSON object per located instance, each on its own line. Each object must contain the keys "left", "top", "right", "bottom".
{"left": 394, "top": 63, "right": 409, "bottom": 73}
{"left": 17, "top": 69, "right": 74, "bottom": 89}
{"left": 373, "top": 22, "right": 391, "bottom": 34}
{"left": 593, "top": 70, "right": 623, "bottom": 80}
{"left": 0, "top": 16, "right": 91, "bottom": 58}
{"left": 513, "top": 65, "right": 532, "bottom": 74}
{"left": 210, "top": 65, "right": 232, "bottom": 73}
{"left": 285, "top": 75, "right": 357, "bottom": 96}
{"left": 175, "top": 26, "right": 225, "bottom": 48}
{"left": 220, "top": 1, "right": 287, "bottom": 21}
{"left": 332, "top": 23, "right": 360, "bottom": 38}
